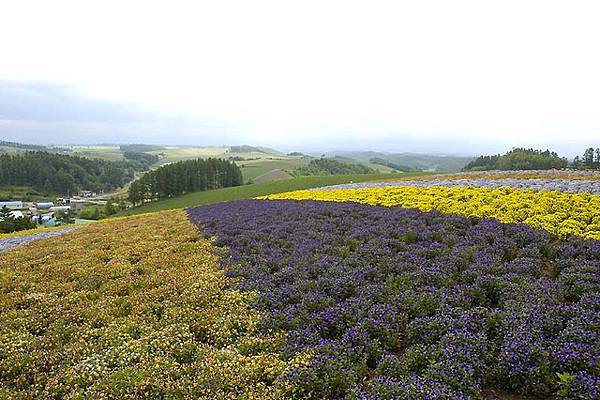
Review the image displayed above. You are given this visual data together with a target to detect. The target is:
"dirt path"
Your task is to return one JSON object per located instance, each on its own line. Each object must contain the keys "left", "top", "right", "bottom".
{"left": 0, "top": 228, "right": 79, "bottom": 253}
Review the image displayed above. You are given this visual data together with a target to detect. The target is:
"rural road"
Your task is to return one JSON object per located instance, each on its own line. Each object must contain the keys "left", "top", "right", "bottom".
{"left": 0, "top": 228, "right": 79, "bottom": 253}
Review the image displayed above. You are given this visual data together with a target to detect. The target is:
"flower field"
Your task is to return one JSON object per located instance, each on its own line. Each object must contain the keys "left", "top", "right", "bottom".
{"left": 262, "top": 187, "right": 600, "bottom": 240}
{"left": 188, "top": 199, "right": 599, "bottom": 399}
{"left": 2, "top": 175, "right": 600, "bottom": 399}
{"left": 0, "top": 211, "right": 291, "bottom": 399}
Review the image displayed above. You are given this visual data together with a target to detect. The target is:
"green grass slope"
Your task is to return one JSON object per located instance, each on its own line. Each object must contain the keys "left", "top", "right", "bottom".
{"left": 117, "top": 172, "right": 429, "bottom": 215}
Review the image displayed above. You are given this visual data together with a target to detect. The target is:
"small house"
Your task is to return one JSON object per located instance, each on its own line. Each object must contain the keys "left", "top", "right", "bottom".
{"left": 68, "top": 198, "right": 86, "bottom": 212}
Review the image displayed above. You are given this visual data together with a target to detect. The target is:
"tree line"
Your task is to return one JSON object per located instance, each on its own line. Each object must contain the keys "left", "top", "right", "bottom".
{"left": 464, "top": 147, "right": 600, "bottom": 171}
{"left": 463, "top": 148, "right": 568, "bottom": 171}
{"left": 294, "top": 158, "right": 375, "bottom": 176}
{"left": 128, "top": 158, "right": 243, "bottom": 205}
{"left": 572, "top": 148, "right": 600, "bottom": 169}
{"left": 0, "top": 151, "right": 146, "bottom": 196}
{"left": 0, "top": 140, "right": 48, "bottom": 151}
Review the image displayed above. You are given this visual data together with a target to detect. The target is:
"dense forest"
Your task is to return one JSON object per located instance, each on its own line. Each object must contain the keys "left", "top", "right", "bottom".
{"left": 128, "top": 158, "right": 242, "bottom": 205}
{"left": 123, "top": 151, "right": 160, "bottom": 169}
{"left": 463, "top": 148, "right": 568, "bottom": 171}
{"left": 294, "top": 158, "right": 375, "bottom": 176}
{"left": 0, "top": 151, "right": 146, "bottom": 196}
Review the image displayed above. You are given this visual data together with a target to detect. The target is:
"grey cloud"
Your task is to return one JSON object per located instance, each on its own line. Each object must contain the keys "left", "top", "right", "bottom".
{"left": 0, "top": 81, "right": 246, "bottom": 145}
{"left": 0, "top": 81, "right": 144, "bottom": 123}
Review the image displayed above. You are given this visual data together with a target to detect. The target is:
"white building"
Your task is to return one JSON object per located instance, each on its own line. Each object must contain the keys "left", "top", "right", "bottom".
{"left": 0, "top": 201, "right": 23, "bottom": 210}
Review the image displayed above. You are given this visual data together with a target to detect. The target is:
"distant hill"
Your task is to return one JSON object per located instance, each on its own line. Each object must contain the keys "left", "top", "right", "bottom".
{"left": 0, "top": 140, "right": 48, "bottom": 151}
{"left": 369, "top": 157, "right": 415, "bottom": 172}
{"left": 119, "top": 144, "right": 166, "bottom": 152}
{"left": 463, "top": 148, "right": 568, "bottom": 171}
{"left": 294, "top": 158, "right": 376, "bottom": 176}
{"left": 326, "top": 151, "right": 474, "bottom": 172}
{"left": 228, "top": 145, "right": 282, "bottom": 155}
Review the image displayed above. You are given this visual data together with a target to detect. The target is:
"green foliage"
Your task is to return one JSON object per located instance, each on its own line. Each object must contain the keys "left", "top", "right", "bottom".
{"left": 0, "top": 206, "right": 36, "bottom": 233}
{"left": 0, "top": 140, "right": 47, "bottom": 151}
{"left": 0, "top": 151, "right": 145, "bottom": 196}
{"left": 295, "top": 158, "right": 375, "bottom": 176}
{"left": 0, "top": 185, "right": 50, "bottom": 202}
{"left": 369, "top": 157, "right": 417, "bottom": 172}
{"left": 55, "top": 210, "right": 75, "bottom": 225}
{"left": 79, "top": 206, "right": 102, "bottom": 220}
{"left": 128, "top": 158, "right": 243, "bottom": 205}
{"left": 577, "top": 147, "right": 600, "bottom": 169}
{"left": 464, "top": 148, "right": 568, "bottom": 171}
{"left": 122, "top": 151, "right": 159, "bottom": 168}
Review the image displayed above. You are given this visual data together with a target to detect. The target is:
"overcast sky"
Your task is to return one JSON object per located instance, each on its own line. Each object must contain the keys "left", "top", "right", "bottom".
{"left": 1, "top": 1, "right": 599, "bottom": 156}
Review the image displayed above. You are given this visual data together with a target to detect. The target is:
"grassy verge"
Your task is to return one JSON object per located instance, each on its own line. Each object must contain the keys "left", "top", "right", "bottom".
{"left": 117, "top": 172, "right": 429, "bottom": 215}
{"left": 0, "top": 185, "right": 52, "bottom": 202}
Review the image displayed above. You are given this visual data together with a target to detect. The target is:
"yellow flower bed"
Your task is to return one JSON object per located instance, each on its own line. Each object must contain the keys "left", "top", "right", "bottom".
{"left": 262, "top": 187, "right": 600, "bottom": 240}
{"left": 0, "top": 210, "right": 293, "bottom": 399}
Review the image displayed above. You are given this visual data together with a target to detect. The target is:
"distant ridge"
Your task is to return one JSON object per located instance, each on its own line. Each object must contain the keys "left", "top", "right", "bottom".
{"left": 325, "top": 151, "right": 474, "bottom": 172}
{"left": 228, "top": 145, "right": 283, "bottom": 155}
{"left": 0, "top": 140, "right": 48, "bottom": 151}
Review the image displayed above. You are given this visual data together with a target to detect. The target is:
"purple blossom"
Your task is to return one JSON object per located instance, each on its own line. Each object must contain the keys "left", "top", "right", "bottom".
{"left": 188, "top": 199, "right": 600, "bottom": 399}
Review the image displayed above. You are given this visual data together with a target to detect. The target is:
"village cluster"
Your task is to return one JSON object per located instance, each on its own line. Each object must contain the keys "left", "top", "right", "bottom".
{"left": 0, "top": 191, "right": 106, "bottom": 226}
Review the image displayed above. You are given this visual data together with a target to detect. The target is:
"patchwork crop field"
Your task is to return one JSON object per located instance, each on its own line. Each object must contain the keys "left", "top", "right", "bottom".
{"left": 1, "top": 171, "right": 598, "bottom": 399}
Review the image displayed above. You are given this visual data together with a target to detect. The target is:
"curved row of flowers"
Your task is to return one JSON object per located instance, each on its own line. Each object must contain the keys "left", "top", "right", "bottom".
{"left": 188, "top": 199, "right": 600, "bottom": 399}
{"left": 261, "top": 186, "right": 600, "bottom": 240}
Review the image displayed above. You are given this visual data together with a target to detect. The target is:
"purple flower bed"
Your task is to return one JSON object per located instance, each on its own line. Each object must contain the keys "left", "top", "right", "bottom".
{"left": 187, "top": 200, "right": 600, "bottom": 399}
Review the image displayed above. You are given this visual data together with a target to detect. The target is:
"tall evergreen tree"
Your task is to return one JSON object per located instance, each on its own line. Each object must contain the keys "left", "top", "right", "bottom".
{"left": 583, "top": 148, "right": 595, "bottom": 168}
